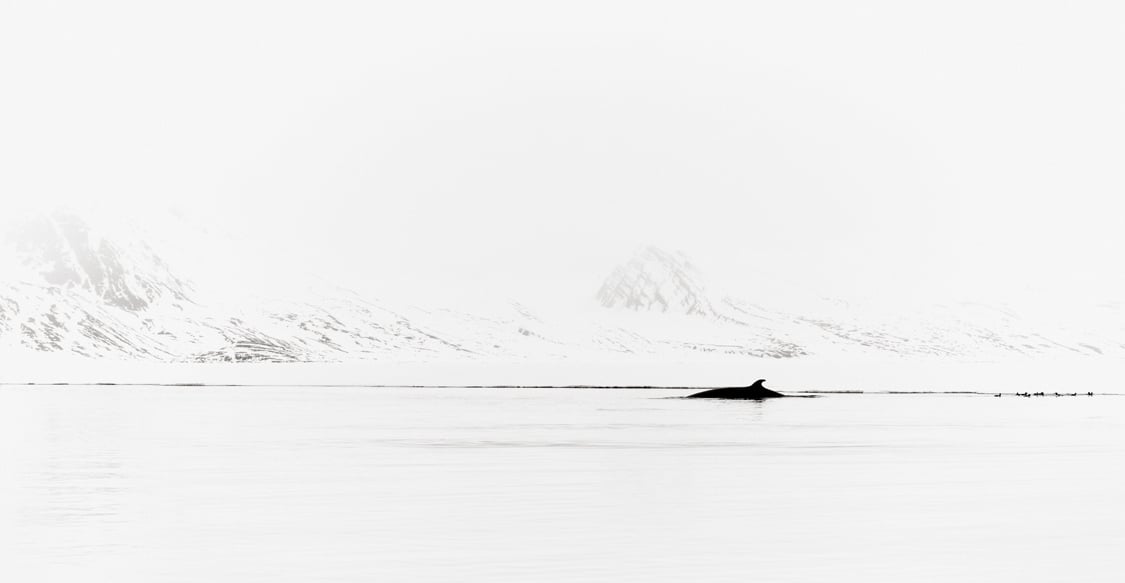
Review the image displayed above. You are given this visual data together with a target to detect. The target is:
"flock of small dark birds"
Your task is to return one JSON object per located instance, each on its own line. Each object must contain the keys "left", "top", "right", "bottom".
{"left": 994, "top": 392, "right": 1094, "bottom": 397}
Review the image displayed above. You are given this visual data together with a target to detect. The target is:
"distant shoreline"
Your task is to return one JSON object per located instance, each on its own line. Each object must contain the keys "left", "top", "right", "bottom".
{"left": 0, "top": 382, "right": 1119, "bottom": 396}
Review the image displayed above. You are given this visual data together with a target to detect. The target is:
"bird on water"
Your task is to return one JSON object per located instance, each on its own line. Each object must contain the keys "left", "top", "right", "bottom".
{"left": 686, "top": 379, "right": 784, "bottom": 400}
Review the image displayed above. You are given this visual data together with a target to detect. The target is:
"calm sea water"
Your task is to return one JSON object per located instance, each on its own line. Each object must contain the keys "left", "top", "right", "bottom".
{"left": 2, "top": 386, "right": 1123, "bottom": 582}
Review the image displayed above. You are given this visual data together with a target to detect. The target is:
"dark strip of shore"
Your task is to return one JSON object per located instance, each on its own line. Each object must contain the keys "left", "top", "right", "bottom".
{"left": 0, "top": 382, "right": 1119, "bottom": 395}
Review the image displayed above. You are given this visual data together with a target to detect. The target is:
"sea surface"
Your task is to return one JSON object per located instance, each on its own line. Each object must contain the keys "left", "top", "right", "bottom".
{"left": 2, "top": 386, "right": 1123, "bottom": 582}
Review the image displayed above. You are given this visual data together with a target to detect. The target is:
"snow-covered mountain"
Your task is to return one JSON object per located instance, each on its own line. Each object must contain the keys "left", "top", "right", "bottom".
{"left": 591, "top": 244, "right": 1125, "bottom": 359}
{"left": 597, "top": 246, "right": 715, "bottom": 316}
{"left": 5, "top": 212, "right": 193, "bottom": 312}
{"left": 2, "top": 210, "right": 1123, "bottom": 363}
{"left": 0, "top": 210, "right": 580, "bottom": 362}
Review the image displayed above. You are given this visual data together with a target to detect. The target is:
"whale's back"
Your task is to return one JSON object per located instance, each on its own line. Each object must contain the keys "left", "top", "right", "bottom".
{"left": 687, "top": 380, "right": 783, "bottom": 399}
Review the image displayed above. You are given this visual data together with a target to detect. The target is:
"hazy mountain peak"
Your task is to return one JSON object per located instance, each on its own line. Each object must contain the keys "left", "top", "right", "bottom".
{"left": 596, "top": 246, "right": 715, "bottom": 316}
{"left": 3, "top": 211, "right": 194, "bottom": 312}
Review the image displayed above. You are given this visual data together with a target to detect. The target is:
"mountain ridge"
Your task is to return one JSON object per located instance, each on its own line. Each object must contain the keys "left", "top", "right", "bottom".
{"left": 2, "top": 211, "right": 1123, "bottom": 362}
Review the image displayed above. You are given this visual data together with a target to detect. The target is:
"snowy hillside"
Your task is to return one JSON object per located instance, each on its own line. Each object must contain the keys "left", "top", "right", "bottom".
{"left": 2, "top": 210, "right": 1124, "bottom": 364}
{"left": 597, "top": 247, "right": 715, "bottom": 316}
{"left": 590, "top": 244, "right": 1125, "bottom": 359}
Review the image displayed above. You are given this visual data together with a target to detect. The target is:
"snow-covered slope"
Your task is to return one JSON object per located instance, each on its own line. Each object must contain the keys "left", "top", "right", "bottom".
{"left": 592, "top": 245, "right": 1125, "bottom": 359}
{"left": 4, "top": 211, "right": 193, "bottom": 311}
{"left": 0, "top": 211, "right": 569, "bottom": 362}
{"left": 2, "top": 210, "right": 1123, "bottom": 363}
{"left": 597, "top": 246, "right": 715, "bottom": 316}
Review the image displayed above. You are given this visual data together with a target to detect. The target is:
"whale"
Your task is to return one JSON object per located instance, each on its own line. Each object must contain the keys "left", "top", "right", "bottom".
{"left": 686, "top": 379, "right": 784, "bottom": 400}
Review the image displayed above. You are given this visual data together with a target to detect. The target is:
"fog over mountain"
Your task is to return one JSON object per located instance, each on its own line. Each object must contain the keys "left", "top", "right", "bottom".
{"left": 7, "top": 2, "right": 1125, "bottom": 314}
{"left": 2, "top": 209, "right": 1122, "bottom": 366}
{"left": 3, "top": 3, "right": 1125, "bottom": 370}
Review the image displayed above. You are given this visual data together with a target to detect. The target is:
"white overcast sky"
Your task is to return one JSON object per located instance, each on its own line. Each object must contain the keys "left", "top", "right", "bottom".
{"left": 2, "top": 1, "right": 1123, "bottom": 305}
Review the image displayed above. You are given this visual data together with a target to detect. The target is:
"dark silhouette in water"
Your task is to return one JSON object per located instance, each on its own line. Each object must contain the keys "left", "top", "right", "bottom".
{"left": 687, "top": 379, "right": 784, "bottom": 400}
